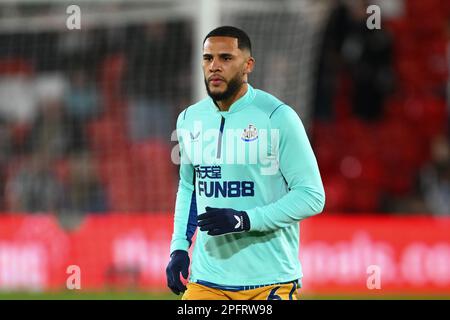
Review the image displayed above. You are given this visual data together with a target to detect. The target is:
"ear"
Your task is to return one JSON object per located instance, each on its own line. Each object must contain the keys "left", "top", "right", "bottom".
{"left": 243, "top": 56, "right": 255, "bottom": 75}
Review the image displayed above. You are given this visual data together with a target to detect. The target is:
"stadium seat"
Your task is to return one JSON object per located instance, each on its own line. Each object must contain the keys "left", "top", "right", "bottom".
{"left": 95, "top": 140, "right": 177, "bottom": 213}
{"left": 129, "top": 140, "right": 177, "bottom": 212}
{"left": 311, "top": 122, "right": 341, "bottom": 175}
{"left": 53, "top": 158, "right": 70, "bottom": 184}
{"left": 87, "top": 115, "right": 129, "bottom": 158}
{"left": 348, "top": 183, "right": 381, "bottom": 212}
{"left": 322, "top": 175, "right": 350, "bottom": 213}
{"left": 98, "top": 54, "right": 128, "bottom": 116}
{"left": 96, "top": 154, "right": 138, "bottom": 212}
{"left": 0, "top": 58, "right": 33, "bottom": 76}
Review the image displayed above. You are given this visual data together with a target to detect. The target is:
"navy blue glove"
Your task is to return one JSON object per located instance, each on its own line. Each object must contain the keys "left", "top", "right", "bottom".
{"left": 197, "top": 206, "right": 250, "bottom": 236}
{"left": 166, "top": 250, "right": 190, "bottom": 295}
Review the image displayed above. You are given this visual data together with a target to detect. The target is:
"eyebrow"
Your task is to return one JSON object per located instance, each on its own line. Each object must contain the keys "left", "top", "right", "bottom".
{"left": 203, "top": 53, "right": 235, "bottom": 58}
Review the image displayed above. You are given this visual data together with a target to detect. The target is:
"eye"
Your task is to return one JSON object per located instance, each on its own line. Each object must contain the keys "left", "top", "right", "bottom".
{"left": 203, "top": 56, "right": 212, "bottom": 61}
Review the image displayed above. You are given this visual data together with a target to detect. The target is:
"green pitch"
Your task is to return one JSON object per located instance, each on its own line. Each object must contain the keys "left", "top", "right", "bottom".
{"left": 0, "top": 291, "right": 177, "bottom": 300}
{"left": 0, "top": 291, "right": 449, "bottom": 300}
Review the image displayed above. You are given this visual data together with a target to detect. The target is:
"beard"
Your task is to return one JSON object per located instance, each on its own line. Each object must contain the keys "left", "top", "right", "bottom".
{"left": 204, "top": 73, "right": 244, "bottom": 102}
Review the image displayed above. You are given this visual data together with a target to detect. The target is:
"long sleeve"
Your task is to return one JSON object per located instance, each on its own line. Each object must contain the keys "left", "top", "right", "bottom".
{"left": 246, "top": 105, "right": 325, "bottom": 232}
{"left": 169, "top": 112, "right": 196, "bottom": 253}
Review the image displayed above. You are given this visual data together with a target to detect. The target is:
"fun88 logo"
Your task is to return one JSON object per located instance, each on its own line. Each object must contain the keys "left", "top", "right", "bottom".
{"left": 195, "top": 165, "right": 255, "bottom": 198}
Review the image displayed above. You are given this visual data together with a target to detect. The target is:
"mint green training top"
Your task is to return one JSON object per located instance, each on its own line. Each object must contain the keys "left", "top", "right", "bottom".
{"left": 170, "top": 84, "right": 325, "bottom": 286}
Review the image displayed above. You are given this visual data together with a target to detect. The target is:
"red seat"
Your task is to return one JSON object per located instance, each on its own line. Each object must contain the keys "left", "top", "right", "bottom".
{"left": 87, "top": 116, "right": 129, "bottom": 157}
{"left": 0, "top": 58, "right": 33, "bottom": 75}
{"left": 322, "top": 176, "right": 350, "bottom": 213}
{"left": 95, "top": 139, "right": 177, "bottom": 213}
{"left": 129, "top": 140, "right": 177, "bottom": 212}
{"left": 348, "top": 183, "right": 381, "bottom": 213}
{"left": 311, "top": 121, "right": 341, "bottom": 174}
{"left": 99, "top": 54, "right": 127, "bottom": 115}
{"left": 96, "top": 154, "right": 137, "bottom": 212}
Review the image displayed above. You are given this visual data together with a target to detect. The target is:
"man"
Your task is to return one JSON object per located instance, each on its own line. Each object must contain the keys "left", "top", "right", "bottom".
{"left": 166, "top": 26, "right": 325, "bottom": 300}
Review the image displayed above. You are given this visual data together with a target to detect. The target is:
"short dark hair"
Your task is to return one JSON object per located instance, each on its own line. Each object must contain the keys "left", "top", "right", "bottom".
{"left": 203, "top": 26, "right": 252, "bottom": 54}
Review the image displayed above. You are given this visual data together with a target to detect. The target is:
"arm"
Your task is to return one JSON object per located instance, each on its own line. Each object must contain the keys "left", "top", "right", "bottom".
{"left": 166, "top": 112, "right": 195, "bottom": 295}
{"left": 169, "top": 112, "right": 196, "bottom": 253}
{"left": 245, "top": 105, "right": 325, "bottom": 232}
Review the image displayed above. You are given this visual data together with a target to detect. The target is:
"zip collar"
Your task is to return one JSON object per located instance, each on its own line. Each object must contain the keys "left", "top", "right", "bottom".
{"left": 208, "top": 83, "right": 256, "bottom": 117}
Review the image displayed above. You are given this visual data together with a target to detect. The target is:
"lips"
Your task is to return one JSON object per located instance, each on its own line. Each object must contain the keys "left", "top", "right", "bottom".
{"left": 209, "top": 75, "right": 225, "bottom": 84}
{"left": 210, "top": 79, "right": 223, "bottom": 86}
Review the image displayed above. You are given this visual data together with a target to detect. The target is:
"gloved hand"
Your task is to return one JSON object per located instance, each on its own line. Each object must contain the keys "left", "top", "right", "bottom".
{"left": 197, "top": 206, "right": 250, "bottom": 236}
{"left": 166, "top": 250, "right": 190, "bottom": 295}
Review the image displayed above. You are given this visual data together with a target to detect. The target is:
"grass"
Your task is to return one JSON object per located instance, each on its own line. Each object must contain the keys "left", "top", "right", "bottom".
{"left": 0, "top": 291, "right": 177, "bottom": 300}
{"left": 0, "top": 291, "right": 449, "bottom": 300}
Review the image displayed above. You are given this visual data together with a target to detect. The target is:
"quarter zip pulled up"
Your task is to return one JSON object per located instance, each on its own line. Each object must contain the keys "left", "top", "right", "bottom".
{"left": 216, "top": 116, "right": 225, "bottom": 159}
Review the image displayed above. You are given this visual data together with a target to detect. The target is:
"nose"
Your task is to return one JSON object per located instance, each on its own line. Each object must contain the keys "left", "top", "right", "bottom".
{"left": 209, "top": 58, "right": 222, "bottom": 72}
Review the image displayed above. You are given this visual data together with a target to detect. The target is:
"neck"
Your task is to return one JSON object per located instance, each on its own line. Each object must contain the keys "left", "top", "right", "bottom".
{"left": 216, "top": 83, "right": 248, "bottom": 112}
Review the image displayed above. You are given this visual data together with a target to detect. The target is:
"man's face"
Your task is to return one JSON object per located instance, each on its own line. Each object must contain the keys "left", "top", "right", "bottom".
{"left": 202, "top": 36, "right": 253, "bottom": 101}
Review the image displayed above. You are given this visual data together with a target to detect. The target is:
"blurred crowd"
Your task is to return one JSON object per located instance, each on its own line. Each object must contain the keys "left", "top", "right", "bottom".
{"left": 0, "top": 22, "right": 191, "bottom": 217}
{"left": 311, "top": 0, "right": 449, "bottom": 215}
{"left": 0, "top": 0, "right": 448, "bottom": 219}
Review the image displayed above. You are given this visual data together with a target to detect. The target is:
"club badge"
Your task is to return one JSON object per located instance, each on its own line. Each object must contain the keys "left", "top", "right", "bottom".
{"left": 241, "top": 124, "right": 258, "bottom": 142}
